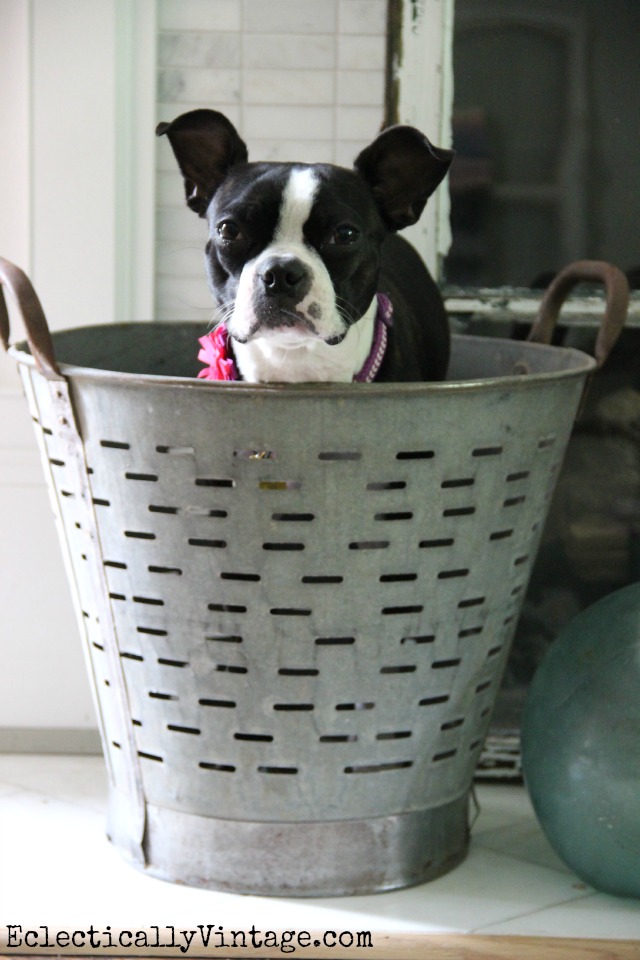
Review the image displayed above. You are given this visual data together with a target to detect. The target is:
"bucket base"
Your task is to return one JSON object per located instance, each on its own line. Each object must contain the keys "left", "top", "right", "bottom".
{"left": 107, "top": 788, "right": 469, "bottom": 896}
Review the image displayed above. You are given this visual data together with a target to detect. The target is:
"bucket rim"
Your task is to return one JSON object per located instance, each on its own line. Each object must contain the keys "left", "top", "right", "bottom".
{"left": 8, "top": 329, "right": 596, "bottom": 397}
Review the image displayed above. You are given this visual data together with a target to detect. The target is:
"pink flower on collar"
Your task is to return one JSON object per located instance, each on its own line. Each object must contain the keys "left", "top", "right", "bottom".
{"left": 197, "top": 325, "right": 238, "bottom": 381}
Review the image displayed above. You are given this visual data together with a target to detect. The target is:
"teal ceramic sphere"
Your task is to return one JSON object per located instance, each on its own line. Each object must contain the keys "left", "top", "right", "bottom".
{"left": 521, "top": 583, "right": 640, "bottom": 898}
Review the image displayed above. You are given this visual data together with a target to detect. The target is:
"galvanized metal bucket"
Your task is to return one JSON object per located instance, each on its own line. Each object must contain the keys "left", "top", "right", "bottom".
{"left": 0, "top": 258, "right": 627, "bottom": 896}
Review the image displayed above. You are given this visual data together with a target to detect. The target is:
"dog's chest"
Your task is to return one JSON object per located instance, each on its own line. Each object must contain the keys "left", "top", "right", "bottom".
{"left": 232, "top": 301, "right": 377, "bottom": 383}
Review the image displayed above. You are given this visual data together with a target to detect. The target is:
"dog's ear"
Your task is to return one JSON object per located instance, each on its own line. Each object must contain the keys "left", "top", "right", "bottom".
{"left": 354, "top": 125, "right": 454, "bottom": 231}
{"left": 156, "top": 109, "right": 249, "bottom": 217}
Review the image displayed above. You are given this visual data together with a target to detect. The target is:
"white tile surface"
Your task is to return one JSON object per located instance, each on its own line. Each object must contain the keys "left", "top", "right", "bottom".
{"left": 339, "top": 0, "right": 387, "bottom": 35}
{"left": 0, "top": 782, "right": 20, "bottom": 800}
{"left": 243, "top": 105, "right": 335, "bottom": 141}
{"left": 337, "top": 34, "right": 386, "bottom": 70}
{"left": 0, "top": 754, "right": 107, "bottom": 814}
{"left": 250, "top": 139, "right": 335, "bottom": 165}
{"left": 476, "top": 815, "right": 574, "bottom": 876}
{"left": 158, "top": 31, "right": 242, "bottom": 69}
{"left": 243, "top": 69, "right": 335, "bottom": 106}
{"left": 1, "top": 754, "right": 638, "bottom": 942}
{"left": 159, "top": 0, "right": 241, "bottom": 32}
{"left": 336, "top": 105, "right": 384, "bottom": 141}
{"left": 307, "top": 847, "right": 590, "bottom": 934}
{"left": 242, "top": 34, "right": 337, "bottom": 70}
{"left": 243, "top": 0, "right": 337, "bottom": 35}
{"left": 158, "top": 67, "right": 240, "bottom": 105}
{"left": 476, "top": 895, "right": 640, "bottom": 940}
{"left": 337, "top": 69, "right": 385, "bottom": 106}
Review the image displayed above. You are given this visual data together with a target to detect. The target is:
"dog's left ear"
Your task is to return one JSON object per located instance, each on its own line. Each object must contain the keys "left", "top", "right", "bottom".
{"left": 156, "top": 109, "right": 249, "bottom": 216}
{"left": 354, "top": 125, "right": 454, "bottom": 231}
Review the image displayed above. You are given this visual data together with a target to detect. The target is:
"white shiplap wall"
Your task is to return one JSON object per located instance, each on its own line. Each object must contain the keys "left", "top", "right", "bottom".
{"left": 155, "top": 0, "right": 388, "bottom": 322}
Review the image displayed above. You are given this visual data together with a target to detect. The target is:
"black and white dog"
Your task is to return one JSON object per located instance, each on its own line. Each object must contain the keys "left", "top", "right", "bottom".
{"left": 157, "top": 110, "right": 453, "bottom": 383}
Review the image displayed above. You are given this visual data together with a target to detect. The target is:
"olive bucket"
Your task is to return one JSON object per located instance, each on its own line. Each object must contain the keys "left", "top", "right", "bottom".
{"left": 0, "top": 257, "right": 627, "bottom": 896}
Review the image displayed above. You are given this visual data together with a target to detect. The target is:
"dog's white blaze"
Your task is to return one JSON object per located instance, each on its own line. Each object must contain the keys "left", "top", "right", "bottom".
{"left": 274, "top": 167, "right": 319, "bottom": 244}
{"left": 269, "top": 167, "right": 340, "bottom": 328}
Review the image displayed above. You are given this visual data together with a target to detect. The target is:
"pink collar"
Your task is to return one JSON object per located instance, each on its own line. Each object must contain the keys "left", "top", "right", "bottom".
{"left": 197, "top": 293, "right": 393, "bottom": 383}
{"left": 354, "top": 292, "right": 393, "bottom": 382}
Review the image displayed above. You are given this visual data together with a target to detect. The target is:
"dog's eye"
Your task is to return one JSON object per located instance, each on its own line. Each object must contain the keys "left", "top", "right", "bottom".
{"left": 217, "top": 221, "right": 243, "bottom": 242}
{"left": 330, "top": 224, "right": 360, "bottom": 246}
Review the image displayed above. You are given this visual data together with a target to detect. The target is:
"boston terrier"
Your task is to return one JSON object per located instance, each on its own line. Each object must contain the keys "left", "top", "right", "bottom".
{"left": 157, "top": 109, "right": 454, "bottom": 383}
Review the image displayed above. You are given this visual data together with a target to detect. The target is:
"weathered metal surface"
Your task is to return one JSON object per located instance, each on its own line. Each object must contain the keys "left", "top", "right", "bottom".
{"left": 9, "top": 323, "right": 593, "bottom": 894}
{"left": 2, "top": 254, "right": 617, "bottom": 895}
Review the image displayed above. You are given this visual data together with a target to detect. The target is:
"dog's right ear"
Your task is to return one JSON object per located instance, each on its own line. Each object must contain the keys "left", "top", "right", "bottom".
{"left": 156, "top": 109, "right": 249, "bottom": 217}
{"left": 354, "top": 125, "right": 454, "bottom": 231}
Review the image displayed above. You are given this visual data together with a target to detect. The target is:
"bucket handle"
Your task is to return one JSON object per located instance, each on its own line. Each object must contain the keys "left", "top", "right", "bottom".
{"left": 1, "top": 255, "right": 148, "bottom": 861}
{"left": 527, "top": 259, "right": 629, "bottom": 367}
{"left": 0, "top": 256, "right": 63, "bottom": 381}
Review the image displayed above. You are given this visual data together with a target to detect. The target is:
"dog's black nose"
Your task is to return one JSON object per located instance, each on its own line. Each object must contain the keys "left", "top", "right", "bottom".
{"left": 260, "top": 257, "right": 307, "bottom": 297}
